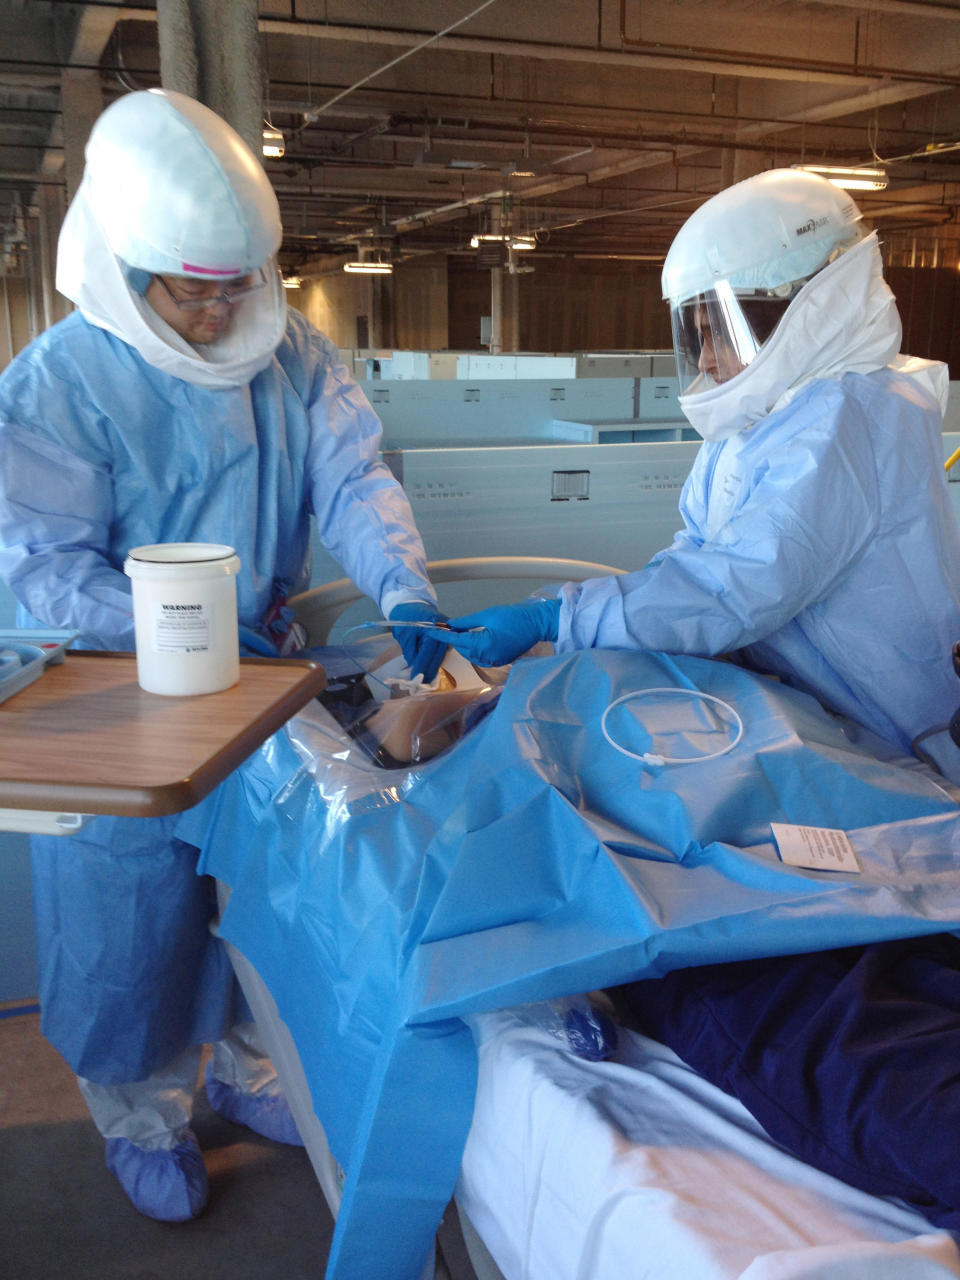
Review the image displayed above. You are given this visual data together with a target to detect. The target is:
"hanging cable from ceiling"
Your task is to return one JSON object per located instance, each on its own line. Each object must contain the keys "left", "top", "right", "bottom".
{"left": 300, "top": 0, "right": 501, "bottom": 125}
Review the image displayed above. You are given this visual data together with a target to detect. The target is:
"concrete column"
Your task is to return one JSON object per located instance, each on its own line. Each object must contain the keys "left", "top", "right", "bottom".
{"left": 2, "top": 273, "right": 15, "bottom": 365}
{"left": 157, "top": 0, "right": 263, "bottom": 153}
{"left": 487, "top": 203, "right": 504, "bottom": 354}
{"left": 36, "top": 183, "right": 68, "bottom": 329}
{"left": 23, "top": 215, "right": 43, "bottom": 343}
{"left": 489, "top": 266, "right": 503, "bottom": 354}
{"left": 60, "top": 70, "right": 104, "bottom": 204}
{"left": 502, "top": 262, "right": 519, "bottom": 352}
{"left": 371, "top": 275, "right": 396, "bottom": 349}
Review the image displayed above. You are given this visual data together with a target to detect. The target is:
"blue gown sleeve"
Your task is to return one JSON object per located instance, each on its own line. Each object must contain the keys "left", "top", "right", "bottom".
{"left": 557, "top": 394, "right": 880, "bottom": 655}
{"left": 0, "top": 418, "right": 135, "bottom": 650}
{"left": 300, "top": 330, "right": 435, "bottom": 616}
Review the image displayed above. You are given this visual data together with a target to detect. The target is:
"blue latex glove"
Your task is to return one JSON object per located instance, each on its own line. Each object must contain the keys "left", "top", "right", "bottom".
{"left": 238, "top": 624, "right": 280, "bottom": 657}
{"left": 421, "top": 598, "right": 560, "bottom": 667}
{"left": 388, "top": 601, "right": 450, "bottom": 682}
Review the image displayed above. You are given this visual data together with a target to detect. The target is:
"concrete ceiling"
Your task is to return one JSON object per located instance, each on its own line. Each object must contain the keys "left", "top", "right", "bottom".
{"left": 3, "top": 0, "right": 960, "bottom": 276}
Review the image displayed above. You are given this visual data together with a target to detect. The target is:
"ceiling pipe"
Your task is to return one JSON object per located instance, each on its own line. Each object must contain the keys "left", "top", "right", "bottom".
{"left": 275, "top": 104, "right": 960, "bottom": 254}
{"left": 371, "top": 146, "right": 680, "bottom": 239}
{"left": 377, "top": 75, "right": 946, "bottom": 233}
{"left": 336, "top": 62, "right": 955, "bottom": 249}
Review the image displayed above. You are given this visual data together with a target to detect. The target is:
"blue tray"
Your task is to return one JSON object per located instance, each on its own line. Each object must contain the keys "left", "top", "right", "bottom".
{"left": 0, "top": 630, "right": 78, "bottom": 705}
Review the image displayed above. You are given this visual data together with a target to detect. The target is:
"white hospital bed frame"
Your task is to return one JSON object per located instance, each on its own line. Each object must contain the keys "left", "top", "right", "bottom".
{"left": 287, "top": 555, "right": 626, "bottom": 646}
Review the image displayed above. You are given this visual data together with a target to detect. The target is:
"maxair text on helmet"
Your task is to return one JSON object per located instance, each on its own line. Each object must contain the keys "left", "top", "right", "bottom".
{"left": 796, "top": 216, "right": 830, "bottom": 237}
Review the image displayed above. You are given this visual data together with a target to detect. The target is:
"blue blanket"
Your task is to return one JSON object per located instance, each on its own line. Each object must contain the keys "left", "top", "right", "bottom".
{"left": 178, "top": 649, "right": 960, "bottom": 1279}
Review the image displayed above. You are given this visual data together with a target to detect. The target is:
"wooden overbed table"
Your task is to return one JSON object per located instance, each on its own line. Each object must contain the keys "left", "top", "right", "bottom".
{"left": 0, "top": 652, "right": 325, "bottom": 831}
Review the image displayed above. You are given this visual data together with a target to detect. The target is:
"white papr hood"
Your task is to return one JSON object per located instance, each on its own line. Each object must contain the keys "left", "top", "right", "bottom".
{"left": 56, "top": 176, "right": 287, "bottom": 390}
{"left": 678, "top": 233, "right": 908, "bottom": 441}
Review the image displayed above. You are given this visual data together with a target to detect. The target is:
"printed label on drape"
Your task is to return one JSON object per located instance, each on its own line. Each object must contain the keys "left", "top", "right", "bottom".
{"left": 771, "top": 822, "right": 860, "bottom": 874}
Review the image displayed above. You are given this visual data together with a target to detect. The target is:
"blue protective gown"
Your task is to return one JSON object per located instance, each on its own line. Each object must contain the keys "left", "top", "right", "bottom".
{"left": 558, "top": 369, "right": 960, "bottom": 754}
{"left": 0, "top": 308, "right": 434, "bottom": 1082}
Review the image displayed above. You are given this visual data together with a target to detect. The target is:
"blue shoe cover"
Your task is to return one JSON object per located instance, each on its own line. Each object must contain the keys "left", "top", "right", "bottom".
{"left": 204, "top": 1064, "right": 304, "bottom": 1146}
{"left": 104, "top": 1133, "right": 208, "bottom": 1223}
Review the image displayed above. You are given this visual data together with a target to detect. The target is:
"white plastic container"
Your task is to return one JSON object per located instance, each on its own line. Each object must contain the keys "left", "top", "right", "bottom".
{"left": 124, "top": 543, "right": 241, "bottom": 696}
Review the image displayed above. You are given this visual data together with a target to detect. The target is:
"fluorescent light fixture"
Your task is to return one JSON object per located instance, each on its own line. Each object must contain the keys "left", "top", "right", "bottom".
{"left": 415, "top": 149, "right": 485, "bottom": 170}
{"left": 343, "top": 245, "right": 394, "bottom": 275}
{"left": 262, "top": 128, "right": 285, "bottom": 158}
{"left": 343, "top": 260, "right": 393, "bottom": 275}
{"left": 794, "top": 163, "right": 888, "bottom": 191}
{"left": 505, "top": 133, "right": 537, "bottom": 179}
{"left": 471, "top": 231, "right": 536, "bottom": 254}
{"left": 281, "top": 275, "right": 302, "bottom": 289}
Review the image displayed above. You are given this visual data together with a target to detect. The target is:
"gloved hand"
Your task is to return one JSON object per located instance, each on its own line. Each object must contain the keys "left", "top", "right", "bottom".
{"left": 388, "top": 601, "right": 450, "bottom": 682}
{"left": 420, "top": 598, "right": 560, "bottom": 667}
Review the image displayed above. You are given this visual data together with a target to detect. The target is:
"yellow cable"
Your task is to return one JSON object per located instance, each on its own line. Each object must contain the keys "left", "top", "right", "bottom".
{"left": 946, "top": 444, "right": 960, "bottom": 473}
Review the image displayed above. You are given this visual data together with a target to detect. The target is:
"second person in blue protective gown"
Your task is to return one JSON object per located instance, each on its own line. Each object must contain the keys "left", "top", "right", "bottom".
{"left": 0, "top": 88, "right": 445, "bottom": 1224}
{"left": 428, "top": 166, "right": 960, "bottom": 1237}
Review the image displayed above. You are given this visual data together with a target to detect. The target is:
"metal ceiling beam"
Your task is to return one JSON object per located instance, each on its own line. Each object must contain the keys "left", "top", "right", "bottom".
{"left": 0, "top": 71, "right": 61, "bottom": 90}
{"left": 256, "top": 17, "right": 952, "bottom": 89}
{"left": 798, "top": 0, "right": 960, "bottom": 19}
{"left": 88, "top": 6, "right": 958, "bottom": 88}
{"left": 0, "top": 170, "right": 63, "bottom": 182}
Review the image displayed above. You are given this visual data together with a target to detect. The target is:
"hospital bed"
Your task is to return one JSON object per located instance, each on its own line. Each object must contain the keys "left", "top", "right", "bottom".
{"left": 196, "top": 558, "right": 960, "bottom": 1280}
{"left": 224, "top": 937, "right": 960, "bottom": 1280}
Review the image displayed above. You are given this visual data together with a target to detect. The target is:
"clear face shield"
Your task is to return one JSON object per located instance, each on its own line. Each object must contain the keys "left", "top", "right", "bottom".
{"left": 670, "top": 279, "right": 793, "bottom": 397}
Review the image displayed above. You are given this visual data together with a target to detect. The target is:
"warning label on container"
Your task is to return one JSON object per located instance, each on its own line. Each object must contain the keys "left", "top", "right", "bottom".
{"left": 151, "top": 601, "right": 212, "bottom": 654}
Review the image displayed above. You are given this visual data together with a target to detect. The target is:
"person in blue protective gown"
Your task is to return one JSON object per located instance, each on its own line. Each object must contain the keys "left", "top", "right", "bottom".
{"left": 426, "top": 169, "right": 960, "bottom": 1230}
{"left": 0, "top": 88, "right": 446, "bottom": 1223}
{"left": 427, "top": 168, "right": 960, "bottom": 768}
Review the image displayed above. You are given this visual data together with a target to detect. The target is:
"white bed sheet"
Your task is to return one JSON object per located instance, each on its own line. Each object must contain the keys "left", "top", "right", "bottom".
{"left": 457, "top": 1008, "right": 960, "bottom": 1280}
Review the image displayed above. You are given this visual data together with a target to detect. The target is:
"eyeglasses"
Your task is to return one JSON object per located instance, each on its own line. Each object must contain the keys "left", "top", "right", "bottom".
{"left": 155, "top": 267, "right": 268, "bottom": 312}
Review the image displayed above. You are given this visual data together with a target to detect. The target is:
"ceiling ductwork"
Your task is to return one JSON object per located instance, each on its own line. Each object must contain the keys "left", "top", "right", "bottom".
{"left": 1, "top": 0, "right": 960, "bottom": 274}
